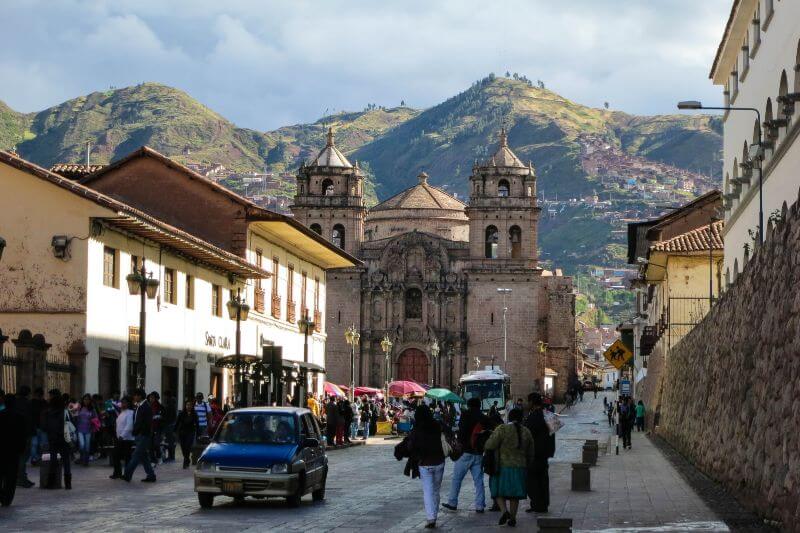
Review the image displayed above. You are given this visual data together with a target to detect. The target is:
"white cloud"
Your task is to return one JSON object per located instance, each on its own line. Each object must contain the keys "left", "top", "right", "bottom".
{"left": 0, "top": 0, "right": 731, "bottom": 129}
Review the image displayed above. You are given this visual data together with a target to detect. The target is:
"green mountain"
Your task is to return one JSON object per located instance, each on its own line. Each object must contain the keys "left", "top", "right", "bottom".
{"left": 0, "top": 76, "right": 722, "bottom": 272}
{"left": 351, "top": 76, "right": 721, "bottom": 199}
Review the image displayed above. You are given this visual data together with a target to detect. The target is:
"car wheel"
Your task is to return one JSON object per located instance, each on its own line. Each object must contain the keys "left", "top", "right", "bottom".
{"left": 286, "top": 473, "right": 305, "bottom": 507}
{"left": 286, "top": 493, "right": 301, "bottom": 507}
{"left": 198, "top": 493, "right": 215, "bottom": 509}
{"left": 312, "top": 470, "right": 327, "bottom": 502}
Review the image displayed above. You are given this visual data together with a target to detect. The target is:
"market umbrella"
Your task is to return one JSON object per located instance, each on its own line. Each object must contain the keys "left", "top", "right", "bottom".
{"left": 353, "top": 386, "right": 383, "bottom": 398}
{"left": 323, "top": 382, "right": 346, "bottom": 398}
{"left": 388, "top": 380, "right": 426, "bottom": 397}
{"left": 425, "top": 388, "right": 464, "bottom": 403}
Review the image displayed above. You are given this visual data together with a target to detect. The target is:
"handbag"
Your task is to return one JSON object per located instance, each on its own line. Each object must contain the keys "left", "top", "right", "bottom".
{"left": 90, "top": 416, "right": 102, "bottom": 433}
{"left": 63, "top": 409, "right": 77, "bottom": 444}
{"left": 440, "top": 432, "right": 452, "bottom": 457}
{"left": 482, "top": 449, "right": 498, "bottom": 476}
{"left": 543, "top": 410, "right": 564, "bottom": 435}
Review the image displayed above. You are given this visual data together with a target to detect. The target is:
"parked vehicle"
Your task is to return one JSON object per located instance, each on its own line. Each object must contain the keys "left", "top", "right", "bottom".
{"left": 194, "top": 407, "right": 327, "bottom": 508}
{"left": 458, "top": 366, "right": 511, "bottom": 413}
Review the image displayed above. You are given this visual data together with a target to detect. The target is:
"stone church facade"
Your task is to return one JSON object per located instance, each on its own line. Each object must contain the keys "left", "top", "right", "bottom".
{"left": 291, "top": 129, "right": 576, "bottom": 399}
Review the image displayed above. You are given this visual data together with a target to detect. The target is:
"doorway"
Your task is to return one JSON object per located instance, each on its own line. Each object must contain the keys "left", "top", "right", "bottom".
{"left": 162, "top": 364, "right": 179, "bottom": 398}
{"left": 183, "top": 366, "right": 196, "bottom": 401}
{"left": 397, "top": 348, "right": 429, "bottom": 384}
{"left": 210, "top": 370, "right": 223, "bottom": 403}
{"left": 98, "top": 351, "right": 120, "bottom": 399}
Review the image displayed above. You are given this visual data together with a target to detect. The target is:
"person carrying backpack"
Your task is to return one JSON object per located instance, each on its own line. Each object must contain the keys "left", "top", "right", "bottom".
{"left": 442, "top": 397, "right": 489, "bottom": 513}
{"left": 524, "top": 392, "right": 555, "bottom": 514}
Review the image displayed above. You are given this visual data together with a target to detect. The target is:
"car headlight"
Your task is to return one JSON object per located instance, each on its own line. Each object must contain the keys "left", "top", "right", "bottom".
{"left": 270, "top": 463, "right": 289, "bottom": 474}
{"left": 196, "top": 461, "right": 215, "bottom": 472}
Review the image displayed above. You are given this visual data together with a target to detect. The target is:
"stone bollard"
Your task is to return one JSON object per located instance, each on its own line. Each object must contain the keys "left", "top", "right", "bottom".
{"left": 537, "top": 517, "right": 573, "bottom": 532}
{"left": 571, "top": 463, "right": 591, "bottom": 491}
{"left": 582, "top": 440, "right": 598, "bottom": 466}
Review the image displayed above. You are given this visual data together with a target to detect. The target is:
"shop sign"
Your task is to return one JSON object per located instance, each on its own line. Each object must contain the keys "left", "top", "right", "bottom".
{"left": 205, "top": 332, "right": 231, "bottom": 350}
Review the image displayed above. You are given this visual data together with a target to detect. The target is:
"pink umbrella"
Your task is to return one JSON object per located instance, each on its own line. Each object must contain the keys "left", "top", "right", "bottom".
{"left": 353, "top": 386, "right": 384, "bottom": 398}
{"left": 324, "top": 382, "right": 346, "bottom": 398}
{"left": 388, "top": 380, "right": 426, "bottom": 397}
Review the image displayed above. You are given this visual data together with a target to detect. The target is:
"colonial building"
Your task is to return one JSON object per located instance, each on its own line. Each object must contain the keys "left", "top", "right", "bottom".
{"left": 292, "top": 129, "right": 576, "bottom": 399}
{"left": 711, "top": 0, "right": 800, "bottom": 283}
{"left": 0, "top": 148, "right": 357, "bottom": 403}
{"left": 625, "top": 190, "right": 723, "bottom": 405}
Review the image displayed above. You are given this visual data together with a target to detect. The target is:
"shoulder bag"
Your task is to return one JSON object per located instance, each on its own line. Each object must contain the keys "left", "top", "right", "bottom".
{"left": 63, "top": 409, "right": 77, "bottom": 445}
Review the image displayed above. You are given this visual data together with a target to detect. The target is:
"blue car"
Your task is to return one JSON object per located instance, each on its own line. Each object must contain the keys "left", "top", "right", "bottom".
{"left": 194, "top": 407, "right": 327, "bottom": 508}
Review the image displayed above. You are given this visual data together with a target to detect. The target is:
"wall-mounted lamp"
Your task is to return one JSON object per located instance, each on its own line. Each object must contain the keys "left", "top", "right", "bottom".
{"left": 51, "top": 235, "right": 72, "bottom": 259}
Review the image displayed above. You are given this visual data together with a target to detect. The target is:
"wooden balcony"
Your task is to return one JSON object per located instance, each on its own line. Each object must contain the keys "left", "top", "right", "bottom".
{"left": 287, "top": 300, "right": 296, "bottom": 324}
{"left": 271, "top": 294, "right": 281, "bottom": 319}
{"left": 314, "top": 310, "right": 322, "bottom": 333}
{"left": 254, "top": 288, "right": 265, "bottom": 314}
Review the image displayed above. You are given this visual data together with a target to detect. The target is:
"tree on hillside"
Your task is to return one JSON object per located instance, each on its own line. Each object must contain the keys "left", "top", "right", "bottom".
{"left": 537, "top": 80, "right": 545, "bottom": 89}
{"left": 604, "top": 102, "right": 610, "bottom": 109}
{"left": 401, "top": 100, "right": 405, "bottom": 107}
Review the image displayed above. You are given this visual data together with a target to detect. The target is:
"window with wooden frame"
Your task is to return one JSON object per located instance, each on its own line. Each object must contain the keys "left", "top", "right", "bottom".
{"left": 313, "top": 277, "right": 321, "bottom": 332}
{"left": 254, "top": 249, "right": 265, "bottom": 313}
{"left": 212, "top": 284, "right": 222, "bottom": 317}
{"left": 103, "top": 246, "right": 117, "bottom": 287}
{"left": 301, "top": 271, "right": 308, "bottom": 320}
{"left": 271, "top": 256, "right": 281, "bottom": 318}
{"left": 287, "top": 264, "right": 296, "bottom": 323}
{"left": 164, "top": 268, "right": 176, "bottom": 304}
{"left": 185, "top": 274, "right": 194, "bottom": 309}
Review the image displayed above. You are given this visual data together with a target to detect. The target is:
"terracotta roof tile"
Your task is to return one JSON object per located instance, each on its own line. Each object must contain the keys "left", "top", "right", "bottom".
{"left": 650, "top": 220, "right": 724, "bottom": 253}
{"left": 50, "top": 163, "right": 106, "bottom": 180}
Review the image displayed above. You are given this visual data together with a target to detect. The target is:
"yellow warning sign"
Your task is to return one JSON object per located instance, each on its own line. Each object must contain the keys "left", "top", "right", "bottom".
{"left": 604, "top": 339, "right": 633, "bottom": 369}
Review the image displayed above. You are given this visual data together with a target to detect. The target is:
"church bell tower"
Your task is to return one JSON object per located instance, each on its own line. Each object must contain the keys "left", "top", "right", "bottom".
{"left": 291, "top": 128, "right": 366, "bottom": 257}
{"left": 467, "top": 128, "right": 540, "bottom": 268}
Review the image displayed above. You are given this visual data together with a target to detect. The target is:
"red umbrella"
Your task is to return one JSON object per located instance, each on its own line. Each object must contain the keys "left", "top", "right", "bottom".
{"left": 388, "top": 380, "right": 426, "bottom": 397}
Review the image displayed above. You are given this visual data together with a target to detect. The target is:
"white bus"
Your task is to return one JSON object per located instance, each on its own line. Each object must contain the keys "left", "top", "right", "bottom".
{"left": 458, "top": 367, "right": 511, "bottom": 413}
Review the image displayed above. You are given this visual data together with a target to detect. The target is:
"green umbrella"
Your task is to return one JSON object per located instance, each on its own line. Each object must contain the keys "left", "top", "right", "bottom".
{"left": 425, "top": 388, "right": 464, "bottom": 403}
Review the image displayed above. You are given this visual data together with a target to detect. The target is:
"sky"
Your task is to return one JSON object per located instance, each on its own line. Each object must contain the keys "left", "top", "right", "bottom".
{"left": 1, "top": 0, "right": 731, "bottom": 131}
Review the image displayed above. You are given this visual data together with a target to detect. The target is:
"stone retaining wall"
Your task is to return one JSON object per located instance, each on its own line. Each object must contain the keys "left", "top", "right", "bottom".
{"left": 657, "top": 197, "right": 800, "bottom": 529}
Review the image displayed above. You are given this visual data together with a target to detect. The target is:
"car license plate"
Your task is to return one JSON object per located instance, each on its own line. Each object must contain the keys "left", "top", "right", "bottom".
{"left": 222, "top": 480, "right": 243, "bottom": 493}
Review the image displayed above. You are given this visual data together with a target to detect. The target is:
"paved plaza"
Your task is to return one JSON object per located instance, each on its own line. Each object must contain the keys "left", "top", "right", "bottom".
{"left": 1, "top": 394, "right": 760, "bottom": 532}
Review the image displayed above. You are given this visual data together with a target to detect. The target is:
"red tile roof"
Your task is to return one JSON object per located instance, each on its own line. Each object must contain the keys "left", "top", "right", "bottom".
{"left": 650, "top": 220, "right": 724, "bottom": 253}
{"left": 50, "top": 163, "right": 106, "bottom": 180}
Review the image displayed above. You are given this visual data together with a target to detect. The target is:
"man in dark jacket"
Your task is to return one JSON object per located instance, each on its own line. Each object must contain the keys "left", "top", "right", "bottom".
{"left": 442, "top": 397, "right": 488, "bottom": 513}
{"left": 123, "top": 389, "right": 156, "bottom": 483}
{"left": 42, "top": 389, "right": 71, "bottom": 490}
{"left": 14, "top": 385, "right": 35, "bottom": 488}
{"left": 0, "top": 391, "right": 27, "bottom": 506}
{"left": 525, "top": 392, "right": 555, "bottom": 514}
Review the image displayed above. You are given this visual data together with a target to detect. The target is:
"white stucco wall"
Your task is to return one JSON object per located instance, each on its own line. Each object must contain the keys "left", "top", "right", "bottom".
{"left": 719, "top": 0, "right": 800, "bottom": 280}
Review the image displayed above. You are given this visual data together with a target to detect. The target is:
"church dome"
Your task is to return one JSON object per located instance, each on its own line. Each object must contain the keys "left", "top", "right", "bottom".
{"left": 371, "top": 172, "right": 466, "bottom": 213}
{"left": 308, "top": 128, "right": 352, "bottom": 168}
{"left": 365, "top": 172, "right": 468, "bottom": 242}
{"left": 485, "top": 128, "right": 525, "bottom": 168}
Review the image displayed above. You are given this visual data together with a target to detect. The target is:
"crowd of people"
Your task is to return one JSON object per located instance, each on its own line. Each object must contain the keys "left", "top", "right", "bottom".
{"left": 0, "top": 386, "right": 230, "bottom": 506}
{"left": 394, "top": 392, "right": 557, "bottom": 529}
{"left": 604, "top": 395, "right": 646, "bottom": 449}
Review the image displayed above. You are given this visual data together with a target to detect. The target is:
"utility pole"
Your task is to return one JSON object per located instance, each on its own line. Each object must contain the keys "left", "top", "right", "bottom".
{"left": 497, "top": 288, "right": 512, "bottom": 365}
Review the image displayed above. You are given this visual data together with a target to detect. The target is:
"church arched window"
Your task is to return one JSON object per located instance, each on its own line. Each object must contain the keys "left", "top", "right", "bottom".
{"left": 509, "top": 225, "right": 522, "bottom": 259}
{"left": 498, "top": 179, "right": 510, "bottom": 197}
{"left": 405, "top": 288, "right": 422, "bottom": 319}
{"left": 332, "top": 224, "right": 345, "bottom": 249}
{"left": 485, "top": 226, "right": 499, "bottom": 259}
{"left": 310, "top": 223, "right": 322, "bottom": 235}
{"left": 322, "top": 179, "right": 335, "bottom": 196}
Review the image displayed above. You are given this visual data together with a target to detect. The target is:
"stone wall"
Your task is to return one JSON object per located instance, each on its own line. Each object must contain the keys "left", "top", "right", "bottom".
{"left": 656, "top": 197, "right": 800, "bottom": 529}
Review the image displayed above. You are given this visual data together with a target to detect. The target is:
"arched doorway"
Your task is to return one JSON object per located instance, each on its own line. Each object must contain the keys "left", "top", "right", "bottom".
{"left": 397, "top": 348, "right": 429, "bottom": 384}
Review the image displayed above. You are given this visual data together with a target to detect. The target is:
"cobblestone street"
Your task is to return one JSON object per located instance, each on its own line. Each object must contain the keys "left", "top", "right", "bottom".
{"left": 1, "top": 394, "right": 760, "bottom": 532}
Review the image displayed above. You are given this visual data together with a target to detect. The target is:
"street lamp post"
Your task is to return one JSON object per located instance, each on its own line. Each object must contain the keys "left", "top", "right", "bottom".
{"left": 677, "top": 101, "right": 764, "bottom": 243}
{"left": 497, "top": 288, "right": 512, "bottom": 365}
{"left": 126, "top": 258, "right": 159, "bottom": 389}
{"left": 298, "top": 311, "right": 316, "bottom": 364}
{"left": 447, "top": 348, "right": 454, "bottom": 389}
{"left": 430, "top": 340, "right": 440, "bottom": 387}
{"left": 344, "top": 325, "right": 360, "bottom": 401}
{"left": 381, "top": 334, "right": 393, "bottom": 399}
{"left": 226, "top": 287, "right": 250, "bottom": 407}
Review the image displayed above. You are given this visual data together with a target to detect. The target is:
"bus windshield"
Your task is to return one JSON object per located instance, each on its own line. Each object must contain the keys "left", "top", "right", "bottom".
{"left": 462, "top": 381, "right": 505, "bottom": 411}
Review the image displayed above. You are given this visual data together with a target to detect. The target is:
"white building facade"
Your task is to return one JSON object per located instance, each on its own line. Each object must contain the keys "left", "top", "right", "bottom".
{"left": 712, "top": 0, "right": 800, "bottom": 282}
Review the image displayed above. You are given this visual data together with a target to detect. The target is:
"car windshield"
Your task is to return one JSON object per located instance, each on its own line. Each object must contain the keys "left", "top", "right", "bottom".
{"left": 214, "top": 413, "right": 297, "bottom": 445}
